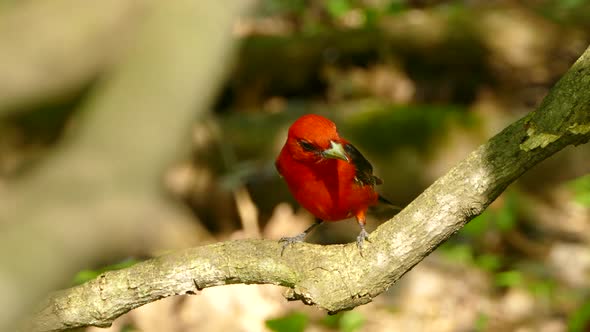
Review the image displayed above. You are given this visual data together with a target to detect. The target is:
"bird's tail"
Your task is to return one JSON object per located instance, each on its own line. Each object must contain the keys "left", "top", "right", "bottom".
{"left": 377, "top": 195, "right": 403, "bottom": 211}
{"left": 368, "top": 194, "right": 402, "bottom": 219}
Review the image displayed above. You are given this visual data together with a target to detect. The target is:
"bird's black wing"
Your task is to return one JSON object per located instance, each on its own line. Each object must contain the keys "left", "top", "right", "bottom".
{"left": 344, "top": 143, "right": 383, "bottom": 187}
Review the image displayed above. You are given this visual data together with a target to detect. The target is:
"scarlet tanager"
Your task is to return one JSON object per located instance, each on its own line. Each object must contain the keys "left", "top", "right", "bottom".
{"left": 276, "top": 114, "right": 394, "bottom": 251}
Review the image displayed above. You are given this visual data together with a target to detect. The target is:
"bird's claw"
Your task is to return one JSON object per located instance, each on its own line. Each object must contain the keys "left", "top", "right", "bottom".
{"left": 279, "top": 233, "right": 306, "bottom": 255}
{"left": 356, "top": 228, "right": 370, "bottom": 254}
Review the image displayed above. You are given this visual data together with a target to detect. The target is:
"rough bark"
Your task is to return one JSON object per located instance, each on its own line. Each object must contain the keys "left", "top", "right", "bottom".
{"left": 28, "top": 45, "right": 590, "bottom": 332}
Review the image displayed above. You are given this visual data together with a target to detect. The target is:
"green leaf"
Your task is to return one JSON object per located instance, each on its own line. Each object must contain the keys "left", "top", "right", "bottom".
{"left": 461, "top": 210, "right": 490, "bottom": 236}
{"left": 529, "top": 280, "right": 555, "bottom": 300}
{"left": 322, "top": 313, "right": 341, "bottom": 328}
{"left": 121, "top": 324, "right": 138, "bottom": 332}
{"left": 72, "top": 269, "right": 102, "bottom": 285}
{"left": 439, "top": 243, "right": 473, "bottom": 264}
{"left": 474, "top": 312, "right": 488, "bottom": 332}
{"left": 72, "top": 258, "right": 139, "bottom": 285}
{"left": 326, "top": 0, "right": 351, "bottom": 18}
{"left": 258, "top": 0, "right": 307, "bottom": 15}
{"left": 496, "top": 192, "right": 518, "bottom": 232}
{"left": 346, "top": 104, "right": 469, "bottom": 155}
{"left": 568, "top": 174, "right": 590, "bottom": 207}
{"left": 475, "top": 254, "right": 502, "bottom": 272}
{"left": 387, "top": 0, "right": 408, "bottom": 14}
{"left": 559, "top": 0, "right": 586, "bottom": 10}
{"left": 363, "top": 8, "right": 378, "bottom": 27}
{"left": 321, "top": 311, "right": 365, "bottom": 332}
{"left": 266, "top": 312, "right": 308, "bottom": 332}
{"left": 339, "top": 311, "right": 365, "bottom": 332}
{"left": 494, "top": 270, "right": 523, "bottom": 288}
{"left": 568, "top": 301, "right": 590, "bottom": 332}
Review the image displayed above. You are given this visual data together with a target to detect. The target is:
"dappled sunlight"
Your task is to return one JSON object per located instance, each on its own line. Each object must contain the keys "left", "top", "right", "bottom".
{"left": 0, "top": 0, "right": 588, "bottom": 331}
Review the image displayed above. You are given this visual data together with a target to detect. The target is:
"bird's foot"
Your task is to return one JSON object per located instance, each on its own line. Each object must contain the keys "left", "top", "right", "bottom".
{"left": 279, "top": 233, "right": 307, "bottom": 255}
{"left": 356, "top": 228, "right": 370, "bottom": 255}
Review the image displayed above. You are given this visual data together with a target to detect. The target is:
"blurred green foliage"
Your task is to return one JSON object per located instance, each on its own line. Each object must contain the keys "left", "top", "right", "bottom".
{"left": 257, "top": 0, "right": 306, "bottom": 16}
{"left": 265, "top": 310, "right": 366, "bottom": 332}
{"left": 474, "top": 312, "right": 488, "bottom": 332}
{"left": 496, "top": 192, "right": 519, "bottom": 232}
{"left": 326, "top": 0, "right": 351, "bottom": 18}
{"left": 266, "top": 311, "right": 308, "bottom": 332}
{"left": 256, "top": 0, "right": 590, "bottom": 24}
{"left": 538, "top": 0, "right": 590, "bottom": 24}
{"left": 344, "top": 103, "right": 472, "bottom": 155}
{"left": 461, "top": 210, "right": 491, "bottom": 237}
{"left": 529, "top": 279, "right": 555, "bottom": 301}
{"left": 439, "top": 185, "right": 566, "bottom": 303}
{"left": 494, "top": 270, "right": 524, "bottom": 288}
{"left": 120, "top": 324, "right": 138, "bottom": 332}
{"left": 569, "top": 301, "right": 590, "bottom": 332}
{"left": 323, "top": 311, "right": 366, "bottom": 332}
{"left": 569, "top": 174, "right": 590, "bottom": 207}
{"left": 558, "top": 0, "right": 587, "bottom": 8}
{"left": 475, "top": 254, "right": 503, "bottom": 272}
{"left": 387, "top": 0, "right": 408, "bottom": 14}
{"left": 460, "top": 190, "right": 520, "bottom": 236}
{"left": 439, "top": 243, "right": 474, "bottom": 265}
{"left": 72, "top": 258, "right": 139, "bottom": 285}
{"left": 440, "top": 190, "right": 521, "bottom": 269}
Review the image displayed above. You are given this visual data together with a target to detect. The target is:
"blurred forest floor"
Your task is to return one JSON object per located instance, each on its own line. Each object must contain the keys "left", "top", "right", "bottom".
{"left": 1, "top": 1, "right": 590, "bottom": 331}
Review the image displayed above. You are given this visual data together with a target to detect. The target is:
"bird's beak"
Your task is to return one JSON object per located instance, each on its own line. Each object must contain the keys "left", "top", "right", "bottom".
{"left": 322, "top": 141, "right": 349, "bottom": 162}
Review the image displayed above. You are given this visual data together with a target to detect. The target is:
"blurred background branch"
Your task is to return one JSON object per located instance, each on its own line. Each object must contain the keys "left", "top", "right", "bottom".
{"left": 0, "top": 0, "right": 253, "bottom": 330}
{"left": 0, "top": 0, "right": 144, "bottom": 115}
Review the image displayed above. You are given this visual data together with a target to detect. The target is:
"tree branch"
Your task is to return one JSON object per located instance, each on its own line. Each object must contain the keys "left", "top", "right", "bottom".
{"left": 0, "top": 0, "right": 145, "bottom": 115}
{"left": 30, "top": 46, "right": 590, "bottom": 332}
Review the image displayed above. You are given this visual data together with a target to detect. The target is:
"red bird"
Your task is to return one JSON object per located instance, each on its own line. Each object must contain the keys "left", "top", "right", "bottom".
{"left": 276, "top": 114, "right": 392, "bottom": 250}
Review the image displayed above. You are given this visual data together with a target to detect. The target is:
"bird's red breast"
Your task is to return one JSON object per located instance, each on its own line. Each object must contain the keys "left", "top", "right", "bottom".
{"left": 275, "top": 114, "right": 380, "bottom": 222}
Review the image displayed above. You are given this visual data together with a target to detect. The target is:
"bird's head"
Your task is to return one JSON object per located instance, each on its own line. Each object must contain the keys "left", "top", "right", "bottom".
{"left": 286, "top": 114, "right": 350, "bottom": 163}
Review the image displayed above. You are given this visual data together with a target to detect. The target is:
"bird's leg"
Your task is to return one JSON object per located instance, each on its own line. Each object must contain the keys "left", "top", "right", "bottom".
{"left": 356, "top": 211, "right": 370, "bottom": 253}
{"left": 279, "top": 218, "right": 323, "bottom": 254}
{"left": 357, "top": 223, "right": 370, "bottom": 249}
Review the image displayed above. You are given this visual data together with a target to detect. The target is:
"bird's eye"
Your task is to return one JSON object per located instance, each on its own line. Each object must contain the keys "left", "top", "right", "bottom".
{"left": 298, "top": 140, "right": 317, "bottom": 152}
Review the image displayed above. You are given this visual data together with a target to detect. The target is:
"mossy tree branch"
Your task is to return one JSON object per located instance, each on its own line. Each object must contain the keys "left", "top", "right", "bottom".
{"left": 30, "top": 46, "right": 590, "bottom": 332}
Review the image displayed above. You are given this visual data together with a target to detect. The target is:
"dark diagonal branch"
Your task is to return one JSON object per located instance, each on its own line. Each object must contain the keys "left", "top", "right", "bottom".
{"left": 30, "top": 47, "right": 590, "bottom": 332}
